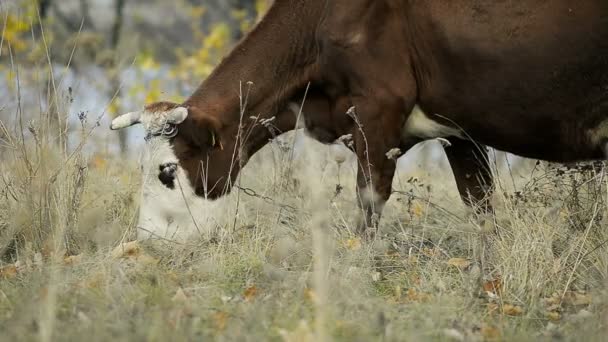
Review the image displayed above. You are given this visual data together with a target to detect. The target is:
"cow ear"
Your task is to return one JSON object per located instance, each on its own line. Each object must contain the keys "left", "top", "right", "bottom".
{"left": 165, "top": 107, "right": 188, "bottom": 124}
{"left": 182, "top": 106, "right": 223, "bottom": 150}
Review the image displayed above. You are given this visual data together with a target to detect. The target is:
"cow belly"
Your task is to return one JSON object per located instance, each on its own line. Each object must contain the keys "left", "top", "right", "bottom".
{"left": 402, "top": 105, "right": 463, "bottom": 140}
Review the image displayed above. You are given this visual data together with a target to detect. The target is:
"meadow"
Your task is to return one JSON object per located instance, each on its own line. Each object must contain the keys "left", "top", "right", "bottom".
{"left": 1, "top": 105, "right": 607, "bottom": 341}
{"left": 2, "top": 1, "right": 608, "bottom": 340}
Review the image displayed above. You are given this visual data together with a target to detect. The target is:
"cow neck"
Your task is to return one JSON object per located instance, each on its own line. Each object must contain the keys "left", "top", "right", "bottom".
{"left": 183, "top": 0, "right": 322, "bottom": 152}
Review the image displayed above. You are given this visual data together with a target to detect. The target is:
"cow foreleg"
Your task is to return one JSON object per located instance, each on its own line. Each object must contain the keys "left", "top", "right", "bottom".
{"left": 349, "top": 104, "right": 407, "bottom": 238}
{"left": 444, "top": 138, "right": 493, "bottom": 211}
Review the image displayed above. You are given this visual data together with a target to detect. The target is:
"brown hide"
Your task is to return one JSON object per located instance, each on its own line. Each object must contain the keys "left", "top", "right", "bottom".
{"left": 157, "top": 0, "right": 608, "bottom": 234}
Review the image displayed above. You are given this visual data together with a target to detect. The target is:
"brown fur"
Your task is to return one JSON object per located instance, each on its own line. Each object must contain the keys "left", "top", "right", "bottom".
{"left": 144, "top": 101, "right": 180, "bottom": 113}
{"left": 147, "top": 0, "right": 608, "bottom": 234}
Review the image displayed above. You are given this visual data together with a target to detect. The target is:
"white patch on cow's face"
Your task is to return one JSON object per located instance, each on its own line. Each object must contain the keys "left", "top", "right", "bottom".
{"left": 141, "top": 107, "right": 188, "bottom": 133}
{"left": 136, "top": 124, "right": 232, "bottom": 243}
{"left": 402, "top": 105, "right": 463, "bottom": 140}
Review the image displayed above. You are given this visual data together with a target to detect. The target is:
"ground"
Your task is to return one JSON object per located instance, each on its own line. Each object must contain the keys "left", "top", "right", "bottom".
{"left": 1, "top": 135, "right": 607, "bottom": 341}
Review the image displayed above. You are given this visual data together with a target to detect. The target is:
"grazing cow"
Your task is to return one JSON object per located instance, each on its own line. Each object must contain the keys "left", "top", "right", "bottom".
{"left": 112, "top": 0, "right": 608, "bottom": 236}
{"left": 131, "top": 101, "right": 349, "bottom": 241}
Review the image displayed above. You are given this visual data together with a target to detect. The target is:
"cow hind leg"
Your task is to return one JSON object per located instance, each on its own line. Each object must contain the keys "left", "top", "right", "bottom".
{"left": 443, "top": 138, "right": 494, "bottom": 211}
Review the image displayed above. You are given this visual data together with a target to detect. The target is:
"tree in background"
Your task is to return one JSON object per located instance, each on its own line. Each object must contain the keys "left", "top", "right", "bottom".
{"left": 2, "top": 0, "right": 273, "bottom": 155}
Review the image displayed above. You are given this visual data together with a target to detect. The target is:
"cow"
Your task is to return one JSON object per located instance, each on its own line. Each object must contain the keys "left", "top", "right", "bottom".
{"left": 129, "top": 100, "right": 351, "bottom": 241}
{"left": 112, "top": 0, "right": 608, "bottom": 237}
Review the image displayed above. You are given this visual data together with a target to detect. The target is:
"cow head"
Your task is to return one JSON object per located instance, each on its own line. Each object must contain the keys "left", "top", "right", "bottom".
{"left": 111, "top": 101, "right": 237, "bottom": 199}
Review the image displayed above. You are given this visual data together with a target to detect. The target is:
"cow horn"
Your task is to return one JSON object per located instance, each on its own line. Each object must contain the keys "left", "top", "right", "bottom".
{"left": 110, "top": 111, "right": 142, "bottom": 130}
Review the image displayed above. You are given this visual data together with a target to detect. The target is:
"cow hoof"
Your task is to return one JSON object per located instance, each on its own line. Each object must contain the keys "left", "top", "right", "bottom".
{"left": 158, "top": 162, "right": 178, "bottom": 189}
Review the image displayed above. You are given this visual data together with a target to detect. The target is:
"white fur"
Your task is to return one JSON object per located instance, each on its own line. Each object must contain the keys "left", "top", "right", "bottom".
{"left": 117, "top": 106, "right": 232, "bottom": 242}
{"left": 402, "top": 105, "right": 463, "bottom": 140}
{"left": 137, "top": 137, "right": 231, "bottom": 242}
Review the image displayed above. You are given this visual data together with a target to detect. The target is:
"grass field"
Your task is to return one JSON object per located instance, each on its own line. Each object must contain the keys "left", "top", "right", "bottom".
{"left": 1, "top": 115, "right": 607, "bottom": 341}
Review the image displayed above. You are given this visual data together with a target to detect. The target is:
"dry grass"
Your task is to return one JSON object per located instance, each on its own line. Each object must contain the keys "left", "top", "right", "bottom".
{"left": 1, "top": 114, "right": 608, "bottom": 341}
{"left": 1, "top": 24, "right": 607, "bottom": 339}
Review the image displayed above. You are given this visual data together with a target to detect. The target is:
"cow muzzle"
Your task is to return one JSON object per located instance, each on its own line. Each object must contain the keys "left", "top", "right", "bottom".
{"left": 158, "top": 162, "right": 178, "bottom": 189}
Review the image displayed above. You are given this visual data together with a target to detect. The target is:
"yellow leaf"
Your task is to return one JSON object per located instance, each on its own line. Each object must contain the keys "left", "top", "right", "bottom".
{"left": 0, "top": 265, "right": 18, "bottom": 279}
{"left": 344, "top": 238, "right": 362, "bottom": 251}
{"left": 421, "top": 247, "right": 441, "bottom": 258}
{"left": 77, "top": 272, "right": 105, "bottom": 289}
{"left": 111, "top": 241, "right": 141, "bottom": 259}
{"left": 481, "top": 325, "right": 501, "bottom": 340}
{"left": 63, "top": 254, "right": 83, "bottom": 266}
{"left": 90, "top": 153, "right": 108, "bottom": 169}
{"left": 213, "top": 311, "right": 228, "bottom": 332}
{"left": 502, "top": 304, "right": 524, "bottom": 316}
{"left": 406, "top": 288, "right": 430, "bottom": 302}
{"left": 111, "top": 241, "right": 158, "bottom": 265}
{"left": 411, "top": 201, "right": 424, "bottom": 218}
{"left": 447, "top": 258, "right": 471, "bottom": 270}
{"left": 546, "top": 311, "right": 561, "bottom": 321}
{"left": 483, "top": 277, "right": 503, "bottom": 295}
{"left": 243, "top": 285, "right": 258, "bottom": 302}
{"left": 563, "top": 291, "right": 592, "bottom": 307}
{"left": 304, "top": 288, "right": 317, "bottom": 303}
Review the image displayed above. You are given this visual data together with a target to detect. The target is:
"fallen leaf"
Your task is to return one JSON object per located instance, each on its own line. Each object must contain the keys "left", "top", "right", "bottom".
{"left": 0, "top": 265, "right": 18, "bottom": 279}
{"left": 421, "top": 247, "right": 441, "bottom": 258}
{"left": 244, "top": 285, "right": 258, "bottom": 302}
{"left": 63, "top": 254, "right": 83, "bottom": 266}
{"left": 77, "top": 272, "right": 105, "bottom": 289}
{"left": 543, "top": 293, "right": 561, "bottom": 307}
{"left": 546, "top": 311, "right": 561, "bottom": 321}
{"left": 481, "top": 325, "right": 501, "bottom": 340}
{"left": 503, "top": 304, "right": 524, "bottom": 316}
{"left": 111, "top": 241, "right": 141, "bottom": 259}
{"left": 563, "top": 291, "right": 592, "bottom": 307}
{"left": 344, "top": 238, "right": 362, "bottom": 251}
{"left": 406, "top": 288, "right": 430, "bottom": 302}
{"left": 111, "top": 241, "right": 158, "bottom": 265}
{"left": 447, "top": 258, "right": 471, "bottom": 270}
{"left": 483, "top": 277, "right": 503, "bottom": 295}
{"left": 212, "top": 311, "right": 229, "bottom": 332}
{"left": 411, "top": 202, "right": 425, "bottom": 218}
{"left": 407, "top": 255, "right": 419, "bottom": 265}
{"left": 304, "top": 288, "right": 318, "bottom": 303}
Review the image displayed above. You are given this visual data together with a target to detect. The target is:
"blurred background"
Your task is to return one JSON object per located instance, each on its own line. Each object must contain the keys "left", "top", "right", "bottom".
{"left": 1, "top": 0, "right": 272, "bottom": 156}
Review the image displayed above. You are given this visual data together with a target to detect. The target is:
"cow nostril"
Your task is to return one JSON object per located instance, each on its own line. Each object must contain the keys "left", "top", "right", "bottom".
{"left": 159, "top": 162, "right": 177, "bottom": 172}
{"left": 158, "top": 162, "right": 178, "bottom": 190}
